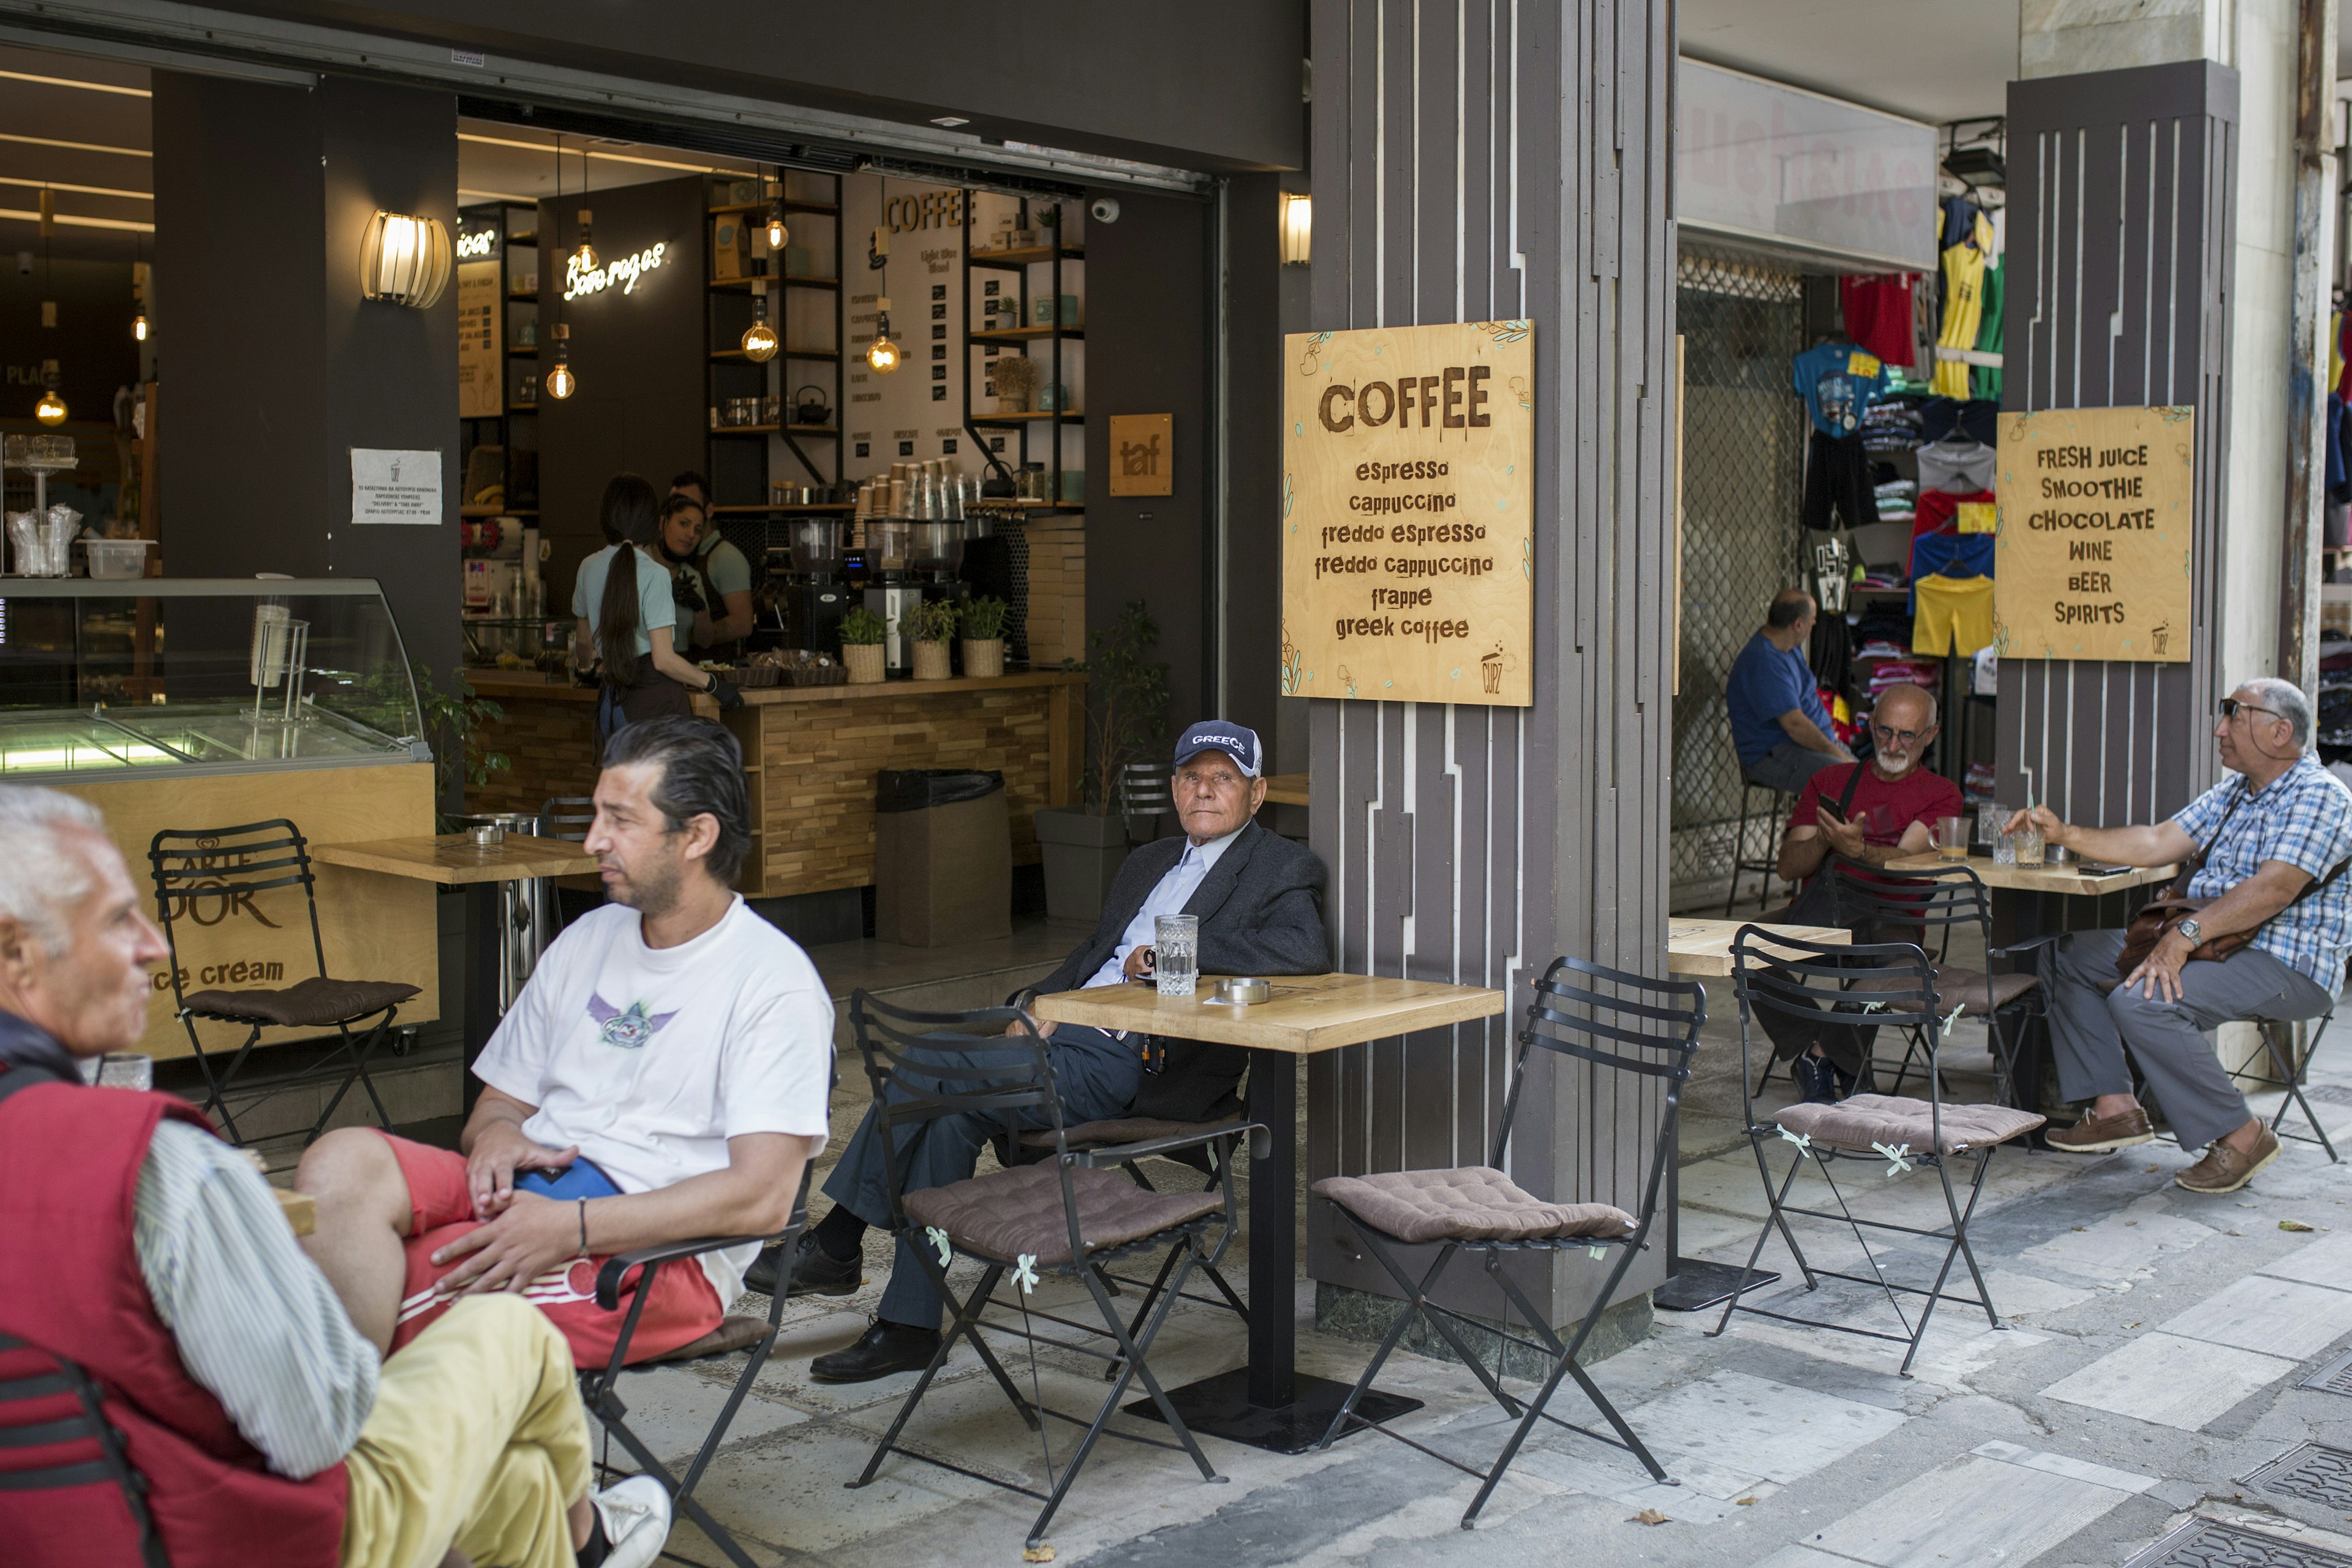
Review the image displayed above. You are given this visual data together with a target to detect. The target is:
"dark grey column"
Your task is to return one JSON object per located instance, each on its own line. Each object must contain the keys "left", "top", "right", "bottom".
{"left": 1999, "top": 62, "right": 2239, "bottom": 826}
{"left": 1304, "top": 0, "right": 1678, "bottom": 1329}
{"left": 153, "top": 72, "right": 460, "bottom": 677}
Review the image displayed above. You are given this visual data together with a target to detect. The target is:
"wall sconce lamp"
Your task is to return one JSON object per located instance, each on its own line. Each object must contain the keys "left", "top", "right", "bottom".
{"left": 358, "top": 211, "right": 451, "bottom": 308}
{"left": 1280, "top": 192, "right": 1312, "bottom": 266}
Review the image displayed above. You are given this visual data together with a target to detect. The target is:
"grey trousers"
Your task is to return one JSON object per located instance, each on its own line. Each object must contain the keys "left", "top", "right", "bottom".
{"left": 823, "top": 1024, "right": 1141, "bottom": 1330}
{"left": 2047, "top": 928, "right": 2338, "bottom": 1152}
{"left": 1745, "top": 741, "right": 1842, "bottom": 797}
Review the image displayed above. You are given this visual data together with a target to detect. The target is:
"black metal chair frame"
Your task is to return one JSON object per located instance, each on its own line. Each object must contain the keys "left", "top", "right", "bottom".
{"left": 0, "top": 1330, "right": 169, "bottom": 1568}
{"left": 148, "top": 820, "right": 400, "bottom": 1148}
{"left": 578, "top": 1163, "right": 814, "bottom": 1568}
{"left": 1725, "top": 778, "right": 1792, "bottom": 918}
{"left": 1713, "top": 927, "right": 2014, "bottom": 1376}
{"left": 2133, "top": 1005, "right": 2343, "bottom": 1165}
{"left": 1314, "top": 955, "right": 1705, "bottom": 1529}
{"left": 845, "top": 990, "right": 1261, "bottom": 1553}
{"left": 1820, "top": 855, "right": 2057, "bottom": 1105}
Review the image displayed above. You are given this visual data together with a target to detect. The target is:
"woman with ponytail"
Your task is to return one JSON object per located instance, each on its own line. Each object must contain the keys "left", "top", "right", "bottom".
{"left": 571, "top": 473, "right": 740, "bottom": 747}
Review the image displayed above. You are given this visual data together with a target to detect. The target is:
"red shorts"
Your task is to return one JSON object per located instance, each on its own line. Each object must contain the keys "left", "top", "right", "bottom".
{"left": 377, "top": 1133, "right": 725, "bottom": 1370}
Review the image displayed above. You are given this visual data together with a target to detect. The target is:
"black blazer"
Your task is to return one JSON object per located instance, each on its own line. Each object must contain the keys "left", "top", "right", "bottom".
{"left": 1033, "top": 818, "right": 1330, "bottom": 1123}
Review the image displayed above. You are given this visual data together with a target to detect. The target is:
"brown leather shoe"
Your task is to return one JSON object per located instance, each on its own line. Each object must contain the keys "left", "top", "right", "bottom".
{"left": 2176, "top": 1126, "right": 2282, "bottom": 1194}
{"left": 2046, "top": 1106, "right": 2155, "bottom": 1153}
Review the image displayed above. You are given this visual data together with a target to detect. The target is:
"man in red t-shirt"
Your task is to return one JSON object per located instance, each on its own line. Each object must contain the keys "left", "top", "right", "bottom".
{"left": 1762, "top": 684, "right": 1963, "bottom": 1099}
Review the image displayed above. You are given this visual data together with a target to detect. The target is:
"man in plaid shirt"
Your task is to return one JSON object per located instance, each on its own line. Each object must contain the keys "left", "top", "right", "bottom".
{"left": 2009, "top": 677, "right": 2352, "bottom": 1194}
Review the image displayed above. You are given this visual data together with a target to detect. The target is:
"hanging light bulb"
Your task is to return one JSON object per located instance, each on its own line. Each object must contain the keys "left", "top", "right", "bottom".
{"left": 571, "top": 207, "right": 598, "bottom": 276}
{"left": 132, "top": 251, "right": 146, "bottom": 342}
{"left": 545, "top": 323, "right": 576, "bottom": 400}
{"left": 764, "top": 198, "right": 789, "bottom": 254}
{"left": 33, "top": 361, "right": 65, "bottom": 425}
{"left": 741, "top": 280, "right": 778, "bottom": 362}
{"left": 867, "top": 297, "right": 900, "bottom": 374}
{"left": 133, "top": 312, "right": 147, "bottom": 342}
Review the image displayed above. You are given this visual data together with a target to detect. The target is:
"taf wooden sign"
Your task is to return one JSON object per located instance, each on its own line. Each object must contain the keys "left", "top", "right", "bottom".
{"left": 1280, "top": 321, "right": 1535, "bottom": 706}
{"left": 1992, "top": 405, "right": 2194, "bottom": 662}
{"left": 1108, "top": 413, "right": 1173, "bottom": 496}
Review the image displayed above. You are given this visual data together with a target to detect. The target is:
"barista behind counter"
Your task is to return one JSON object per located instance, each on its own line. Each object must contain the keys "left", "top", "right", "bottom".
{"left": 575, "top": 473, "right": 742, "bottom": 744}
{"left": 668, "top": 470, "right": 755, "bottom": 654}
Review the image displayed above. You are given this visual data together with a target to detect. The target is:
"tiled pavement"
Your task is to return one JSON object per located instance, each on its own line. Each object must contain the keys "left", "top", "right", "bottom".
{"left": 600, "top": 950, "right": 2352, "bottom": 1567}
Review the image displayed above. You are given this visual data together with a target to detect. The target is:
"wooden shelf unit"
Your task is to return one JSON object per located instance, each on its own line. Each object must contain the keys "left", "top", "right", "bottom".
{"left": 459, "top": 199, "right": 542, "bottom": 522}
{"left": 961, "top": 201, "right": 1084, "bottom": 503}
{"left": 706, "top": 171, "right": 845, "bottom": 513}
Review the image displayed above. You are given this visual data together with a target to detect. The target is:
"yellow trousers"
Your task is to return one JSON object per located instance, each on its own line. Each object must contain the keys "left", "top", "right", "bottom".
{"left": 341, "top": 1294, "right": 592, "bottom": 1568}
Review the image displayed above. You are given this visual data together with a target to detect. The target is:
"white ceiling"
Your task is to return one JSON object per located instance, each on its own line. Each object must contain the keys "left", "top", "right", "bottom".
{"left": 1680, "top": 0, "right": 2022, "bottom": 127}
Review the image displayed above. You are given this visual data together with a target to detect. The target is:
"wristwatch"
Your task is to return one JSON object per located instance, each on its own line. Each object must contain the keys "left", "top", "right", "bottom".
{"left": 2175, "top": 917, "right": 2204, "bottom": 946}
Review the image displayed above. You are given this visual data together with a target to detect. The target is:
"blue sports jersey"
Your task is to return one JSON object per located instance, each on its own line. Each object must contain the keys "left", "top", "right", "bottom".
{"left": 1793, "top": 341, "right": 1892, "bottom": 437}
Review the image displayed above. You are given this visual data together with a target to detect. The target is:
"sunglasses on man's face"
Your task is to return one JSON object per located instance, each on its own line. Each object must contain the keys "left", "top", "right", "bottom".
{"left": 2218, "top": 698, "right": 2283, "bottom": 722}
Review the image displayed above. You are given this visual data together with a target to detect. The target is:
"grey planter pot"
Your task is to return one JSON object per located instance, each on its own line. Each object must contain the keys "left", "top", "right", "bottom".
{"left": 1034, "top": 806, "right": 1129, "bottom": 923}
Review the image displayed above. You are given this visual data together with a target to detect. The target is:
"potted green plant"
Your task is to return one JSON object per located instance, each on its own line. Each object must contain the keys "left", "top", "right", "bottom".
{"left": 911, "top": 598, "right": 959, "bottom": 680}
{"left": 1034, "top": 600, "right": 1169, "bottom": 922}
{"left": 839, "top": 606, "right": 888, "bottom": 684}
{"left": 960, "top": 595, "right": 1009, "bottom": 679}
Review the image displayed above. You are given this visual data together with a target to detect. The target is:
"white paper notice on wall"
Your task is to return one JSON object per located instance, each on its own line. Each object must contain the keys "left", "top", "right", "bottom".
{"left": 350, "top": 448, "right": 442, "bottom": 526}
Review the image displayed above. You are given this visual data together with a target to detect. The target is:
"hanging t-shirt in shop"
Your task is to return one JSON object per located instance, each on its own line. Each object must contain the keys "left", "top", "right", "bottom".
{"left": 1910, "top": 533, "right": 1995, "bottom": 609}
{"left": 1915, "top": 434, "right": 1997, "bottom": 494}
{"left": 1912, "top": 488, "right": 1997, "bottom": 540}
{"left": 1837, "top": 274, "right": 1920, "bottom": 375}
{"left": 1920, "top": 396, "right": 2000, "bottom": 447}
{"left": 1971, "top": 257, "right": 2005, "bottom": 402}
{"left": 1792, "top": 341, "right": 1893, "bottom": 436}
{"left": 1931, "top": 206, "right": 1996, "bottom": 400}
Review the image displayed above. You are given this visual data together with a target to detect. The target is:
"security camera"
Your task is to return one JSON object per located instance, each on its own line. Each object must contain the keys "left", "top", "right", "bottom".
{"left": 1089, "top": 197, "right": 1120, "bottom": 225}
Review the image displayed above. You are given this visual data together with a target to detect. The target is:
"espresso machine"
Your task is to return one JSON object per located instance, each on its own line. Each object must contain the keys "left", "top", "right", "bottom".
{"left": 775, "top": 517, "right": 850, "bottom": 655}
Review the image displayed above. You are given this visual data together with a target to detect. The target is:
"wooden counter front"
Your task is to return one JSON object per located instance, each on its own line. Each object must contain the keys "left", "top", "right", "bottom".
{"left": 464, "top": 669, "right": 1085, "bottom": 900}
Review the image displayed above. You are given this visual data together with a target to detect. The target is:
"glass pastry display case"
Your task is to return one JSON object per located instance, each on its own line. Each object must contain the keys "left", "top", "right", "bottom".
{"left": 0, "top": 578, "right": 429, "bottom": 777}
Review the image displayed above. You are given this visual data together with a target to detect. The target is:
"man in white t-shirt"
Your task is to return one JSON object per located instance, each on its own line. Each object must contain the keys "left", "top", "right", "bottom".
{"left": 295, "top": 718, "right": 834, "bottom": 1368}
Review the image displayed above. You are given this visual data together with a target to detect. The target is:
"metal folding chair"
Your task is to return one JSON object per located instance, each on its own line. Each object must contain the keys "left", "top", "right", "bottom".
{"left": 2136, "top": 1006, "right": 2343, "bottom": 1165}
{"left": 845, "top": 990, "right": 1258, "bottom": 1554}
{"left": 1311, "top": 955, "right": 1703, "bottom": 1529}
{"left": 1823, "top": 856, "right": 2052, "bottom": 1104}
{"left": 1117, "top": 761, "right": 1175, "bottom": 843}
{"left": 533, "top": 795, "right": 598, "bottom": 950}
{"left": 149, "top": 820, "right": 417, "bottom": 1148}
{"left": 1712, "top": 927, "right": 2045, "bottom": 1374}
{"left": 578, "top": 1163, "right": 814, "bottom": 1568}
{"left": 0, "top": 1330, "right": 168, "bottom": 1567}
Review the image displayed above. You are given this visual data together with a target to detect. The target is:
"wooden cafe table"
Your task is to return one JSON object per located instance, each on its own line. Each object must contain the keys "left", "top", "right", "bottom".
{"left": 1031, "top": 971, "right": 1505, "bottom": 1453}
{"left": 310, "top": 834, "right": 599, "bottom": 1106}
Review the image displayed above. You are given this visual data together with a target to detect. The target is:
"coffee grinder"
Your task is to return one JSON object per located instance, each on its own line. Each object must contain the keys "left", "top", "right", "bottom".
{"left": 777, "top": 517, "right": 850, "bottom": 655}
{"left": 862, "top": 517, "right": 923, "bottom": 674}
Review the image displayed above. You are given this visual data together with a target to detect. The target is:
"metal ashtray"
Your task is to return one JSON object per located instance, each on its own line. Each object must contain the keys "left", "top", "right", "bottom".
{"left": 469, "top": 823, "right": 505, "bottom": 847}
{"left": 1217, "top": 978, "right": 1270, "bottom": 1005}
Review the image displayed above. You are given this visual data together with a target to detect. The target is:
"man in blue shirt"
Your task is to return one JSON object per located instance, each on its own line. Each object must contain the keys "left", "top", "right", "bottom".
{"left": 2011, "top": 677, "right": 2352, "bottom": 1193}
{"left": 1727, "top": 590, "right": 1851, "bottom": 795}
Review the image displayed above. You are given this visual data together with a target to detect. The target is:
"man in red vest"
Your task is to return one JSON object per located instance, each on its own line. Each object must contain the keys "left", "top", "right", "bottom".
{"left": 0, "top": 785, "right": 670, "bottom": 1568}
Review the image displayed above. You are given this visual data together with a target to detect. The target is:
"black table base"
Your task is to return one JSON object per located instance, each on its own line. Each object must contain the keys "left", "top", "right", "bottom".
{"left": 1126, "top": 1368, "right": 1422, "bottom": 1456}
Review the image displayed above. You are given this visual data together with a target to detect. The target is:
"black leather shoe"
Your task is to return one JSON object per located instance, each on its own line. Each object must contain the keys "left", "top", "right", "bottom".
{"left": 745, "top": 1230, "right": 860, "bottom": 1299}
{"left": 809, "top": 1319, "right": 943, "bottom": 1384}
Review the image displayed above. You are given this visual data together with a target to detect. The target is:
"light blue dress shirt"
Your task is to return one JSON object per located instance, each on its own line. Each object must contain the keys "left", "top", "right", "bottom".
{"left": 1085, "top": 826, "right": 1246, "bottom": 989}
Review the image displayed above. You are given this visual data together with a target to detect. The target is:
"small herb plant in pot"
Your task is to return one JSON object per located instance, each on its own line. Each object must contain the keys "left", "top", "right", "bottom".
{"left": 911, "top": 598, "right": 959, "bottom": 680}
{"left": 960, "top": 595, "right": 1009, "bottom": 679}
{"left": 839, "top": 606, "right": 888, "bottom": 683}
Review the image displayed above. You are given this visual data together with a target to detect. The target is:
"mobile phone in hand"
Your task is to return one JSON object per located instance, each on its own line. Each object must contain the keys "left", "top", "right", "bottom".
{"left": 1815, "top": 799, "right": 1847, "bottom": 824}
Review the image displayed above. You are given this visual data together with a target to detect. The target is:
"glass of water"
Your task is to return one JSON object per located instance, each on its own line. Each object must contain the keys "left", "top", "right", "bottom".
{"left": 96, "top": 1053, "right": 154, "bottom": 1091}
{"left": 1154, "top": 914, "right": 1199, "bottom": 998}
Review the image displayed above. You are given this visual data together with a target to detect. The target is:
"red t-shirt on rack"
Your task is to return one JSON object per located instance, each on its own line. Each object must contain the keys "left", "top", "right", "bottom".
{"left": 1838, "top": 274, "right": 1918, "bottom": 373}
{"left": 1788, "top": 760, "right": 1964, "bottom": 850}
{"left": 1912, "top": 488, "right": 1996, "bottom": 539}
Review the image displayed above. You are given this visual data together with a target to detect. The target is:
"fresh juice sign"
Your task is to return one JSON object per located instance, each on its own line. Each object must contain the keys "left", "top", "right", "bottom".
{"left": 1281, "top": 321, "right": 1535, "bottom": 706}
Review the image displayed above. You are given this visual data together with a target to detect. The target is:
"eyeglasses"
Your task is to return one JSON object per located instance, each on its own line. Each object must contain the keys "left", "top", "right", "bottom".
{"left": 1870, "top": 723, "right": 1928, "bottom": 747}
{"left": 2218, "top": 698, "right": 2282, "bottom": 722}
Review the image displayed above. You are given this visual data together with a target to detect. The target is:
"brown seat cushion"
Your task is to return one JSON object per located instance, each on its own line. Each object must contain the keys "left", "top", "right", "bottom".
{"left": 905, "top": 1161, "right": 1221, "bottom": 1267}
{"left": 181, "top": 976, "right": 419, "bottom": 1028}
{"left": 1018, "top": 1117, "right": 1238, "bottom": 1150}
{"left": 646, "top": 1314, "right": 771, "bottom": 1363}
{"left": 1773, "top": 1093, "right": 2045, "bottom": 1156}
{"left": 1931, "top": 964, "right": 2038, "bottom": 1016}
{"left": 1312, "top": 1166, "right": 1638, "bottom": 1245}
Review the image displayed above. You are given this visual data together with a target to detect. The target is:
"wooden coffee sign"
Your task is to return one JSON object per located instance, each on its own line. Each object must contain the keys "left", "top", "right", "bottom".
{"left": 1992, "top": 405, "right": 2193, "bottom": 662}
{"left": 1281, "top": 321, "right": 1534, "bottom": 706}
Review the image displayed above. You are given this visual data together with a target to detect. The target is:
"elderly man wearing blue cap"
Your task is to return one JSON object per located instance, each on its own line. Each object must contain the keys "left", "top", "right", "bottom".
{"left": 756, "top": 720, "right": 1329, "bottom": 1382}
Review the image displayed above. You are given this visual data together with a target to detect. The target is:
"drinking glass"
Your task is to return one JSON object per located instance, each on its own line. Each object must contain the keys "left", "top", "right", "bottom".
{"left": 1978, "top": 801, "right": 2007, "bottom": 848}
{"left": 1936, "top": 815, "right": 1969, "bottom": 861}
{"left": 90, "top": 1054, "right": 153, "bottom": 1090}
{"left": 1154, "top": 914, "right": 1199, "bottom": 998}
{"left": 2008, "top": 819, "right": 2046, "bottom": 867}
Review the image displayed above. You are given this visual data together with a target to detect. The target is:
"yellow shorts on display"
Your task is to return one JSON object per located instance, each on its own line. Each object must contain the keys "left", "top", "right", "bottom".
{"left": 1912, "top": 574, "right": 1995, "bottom": 657}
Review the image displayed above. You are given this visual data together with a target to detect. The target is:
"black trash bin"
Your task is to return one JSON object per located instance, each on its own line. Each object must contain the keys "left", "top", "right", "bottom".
{"left": 873, "top": 769, "right": 1012, "bottom": 947}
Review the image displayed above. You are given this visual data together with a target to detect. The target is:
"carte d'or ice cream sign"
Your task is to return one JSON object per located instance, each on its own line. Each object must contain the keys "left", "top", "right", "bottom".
{"left": 1280, "top": 321, "right": 1535, "bottom": 706}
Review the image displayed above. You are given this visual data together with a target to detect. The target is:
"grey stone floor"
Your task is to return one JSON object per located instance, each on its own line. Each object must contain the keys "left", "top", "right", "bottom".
{"left": 598, "top": 960, "right": 2352, "bottom": 1568}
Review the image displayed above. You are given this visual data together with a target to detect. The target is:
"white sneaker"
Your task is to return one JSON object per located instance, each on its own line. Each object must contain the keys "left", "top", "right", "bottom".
{"left": 590, "top": 1475, "right": 671, "bottom": 1568}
